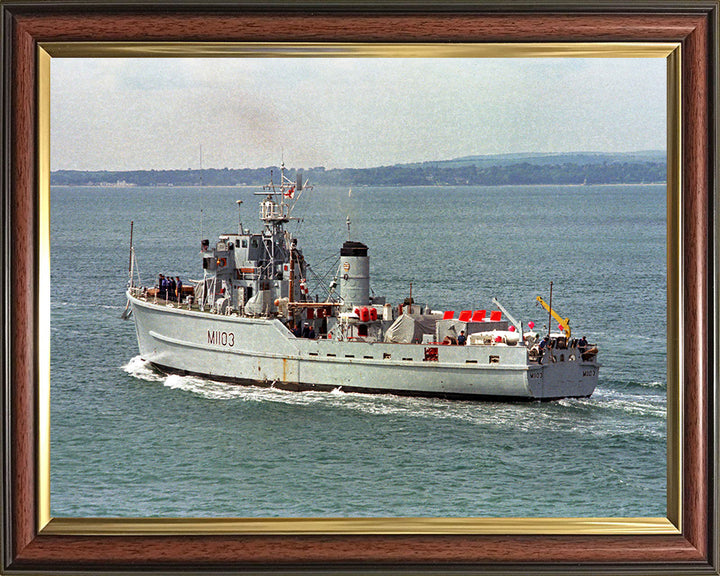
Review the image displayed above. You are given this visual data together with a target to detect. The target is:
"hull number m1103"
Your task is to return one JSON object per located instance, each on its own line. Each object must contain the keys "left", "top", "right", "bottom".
{"left": 208, "top": 330, "right": 235, "bottom": 347}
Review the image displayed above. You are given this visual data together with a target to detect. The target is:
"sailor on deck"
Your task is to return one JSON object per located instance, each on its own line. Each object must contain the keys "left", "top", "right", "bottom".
{"left": 578, "top": 336, "right": 588, "bottom": 353}
{"left": 159, "top": 274, "right": 168, "bottom": 300}
{"left": 537, "top": 336, "right": 550, "bottom": 364}
{"left": 175, "top": 277, "right": 183, "bottom": 302}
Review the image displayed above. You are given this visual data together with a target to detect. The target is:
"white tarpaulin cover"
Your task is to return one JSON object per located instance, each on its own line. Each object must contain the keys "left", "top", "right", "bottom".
{"left": 384, "top": 313, "right": 442, "bottom": 343}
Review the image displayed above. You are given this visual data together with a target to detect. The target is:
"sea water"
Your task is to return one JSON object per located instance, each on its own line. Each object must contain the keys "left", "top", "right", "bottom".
{"left": 50, "top": 184, "right": 666, "bottom": 518}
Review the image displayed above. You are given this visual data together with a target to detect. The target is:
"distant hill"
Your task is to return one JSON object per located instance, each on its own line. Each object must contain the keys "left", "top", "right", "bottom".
{"left": 406, "top": 151, "right": 666, "bottom": 169}
{"left": 51, "top": 151, "right": 667, "bottom": 187}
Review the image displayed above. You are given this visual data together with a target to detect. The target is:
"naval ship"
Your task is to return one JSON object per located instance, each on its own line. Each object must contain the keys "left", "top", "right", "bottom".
{"left": 124, "top": 167, "right": 599, "bottom": 401}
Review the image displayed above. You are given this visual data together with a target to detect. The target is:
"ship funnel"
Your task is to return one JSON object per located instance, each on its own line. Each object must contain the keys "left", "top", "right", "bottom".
{"left": 340, "top": 240, "right": 370, "bottom": 309}
{"left": 296, "top": 170, "right": 303, "bottom": 191}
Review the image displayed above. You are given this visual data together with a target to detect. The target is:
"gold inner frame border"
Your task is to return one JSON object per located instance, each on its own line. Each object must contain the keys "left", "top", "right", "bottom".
{"left": 36, "top": 41, "right": 682, "bottom": 537}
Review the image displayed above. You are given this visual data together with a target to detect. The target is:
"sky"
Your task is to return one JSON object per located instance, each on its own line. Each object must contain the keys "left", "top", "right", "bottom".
{"left": 50, "top": 57, "right": 666, "bottom": 171}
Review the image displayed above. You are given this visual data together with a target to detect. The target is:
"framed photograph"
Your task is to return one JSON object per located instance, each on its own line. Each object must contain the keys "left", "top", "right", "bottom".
{"left": 2, "top": 1, "right": 717, "bottom": 574}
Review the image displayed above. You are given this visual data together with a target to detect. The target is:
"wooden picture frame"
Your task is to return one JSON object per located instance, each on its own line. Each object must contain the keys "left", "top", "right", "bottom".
{"left": 2, "top": 1, "right": 717, "bottom": 573}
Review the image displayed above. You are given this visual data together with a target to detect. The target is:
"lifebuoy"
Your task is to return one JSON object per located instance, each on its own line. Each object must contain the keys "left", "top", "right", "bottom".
{"left": 217, "top": 258, "right": 227, "bottom": 267}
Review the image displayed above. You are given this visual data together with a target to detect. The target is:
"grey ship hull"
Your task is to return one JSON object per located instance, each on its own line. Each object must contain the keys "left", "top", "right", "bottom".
{"left": 129, "top": 293, "right": 599, "bottom": 401}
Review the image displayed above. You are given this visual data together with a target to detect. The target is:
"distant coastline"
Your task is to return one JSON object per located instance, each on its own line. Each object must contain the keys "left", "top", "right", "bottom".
{"left": 52, "top": 151, "right": 667, "bottom": 188}
{"left": 51, "top": 182, "right": 667, "bottom": 189}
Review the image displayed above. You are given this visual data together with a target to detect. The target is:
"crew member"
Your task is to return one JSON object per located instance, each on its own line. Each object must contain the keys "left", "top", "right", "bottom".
{"left": 578, "top": 336, "right": 588, "bottom": 353}
{"left": 159, "top": 275, "right": 168, "bottom": 300}
{"left": 457, "top": 330, "right": 466, "bottom": 345}
{"left": 537, "top": 336, "right": 550, "bottom": 364}
{"left": 175, "top": 276, "right": 183, "bottom": 302}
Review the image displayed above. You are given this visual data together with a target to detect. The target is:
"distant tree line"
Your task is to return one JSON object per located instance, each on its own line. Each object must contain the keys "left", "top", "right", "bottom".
{"left": 51, "top": 167, "right": 275, "bottom": 187}
{"left": 313, "top": 161, "right": 666, "bottom": 186}
{"left": 51, "top": 161, "right": 666, "bottom": 188}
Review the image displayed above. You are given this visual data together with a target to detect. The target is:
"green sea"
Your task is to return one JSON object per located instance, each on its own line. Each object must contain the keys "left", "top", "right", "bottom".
{"left": 50, "top": 183, "right": 666, "bottom": 518}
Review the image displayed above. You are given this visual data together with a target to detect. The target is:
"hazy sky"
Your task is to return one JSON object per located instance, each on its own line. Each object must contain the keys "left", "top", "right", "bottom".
{"left": 51, "top": 57, "right": 666, "bottom": 171}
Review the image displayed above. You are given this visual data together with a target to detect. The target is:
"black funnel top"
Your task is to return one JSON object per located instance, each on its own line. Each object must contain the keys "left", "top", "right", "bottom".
{"left": 341, "top": 241, "right": 368, "bottom": 257}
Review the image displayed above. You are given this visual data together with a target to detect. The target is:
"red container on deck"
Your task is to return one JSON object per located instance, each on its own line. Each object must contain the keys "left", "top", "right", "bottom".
{"left": 472, "top": 310, "right": 486, "bottom": 322}
{"left": 458, "top": 310, "right": 472, "bottom": 322}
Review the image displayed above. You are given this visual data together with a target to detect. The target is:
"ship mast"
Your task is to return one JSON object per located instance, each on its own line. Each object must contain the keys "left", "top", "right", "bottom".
{"left": 253, "top": 162, "right": 323, "bottom": 312}
{"left": 127, "top": 220, "right": 134, "bottom": 287}
{"left": 288, "top": 239, "right": 295, "bottom": 304}
{"left": 548, "top": 281, "right": 553, "bottom": 338}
